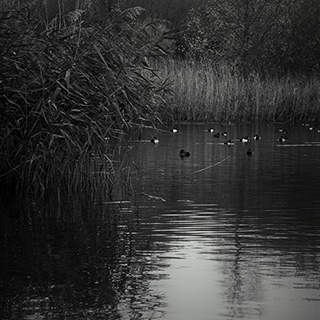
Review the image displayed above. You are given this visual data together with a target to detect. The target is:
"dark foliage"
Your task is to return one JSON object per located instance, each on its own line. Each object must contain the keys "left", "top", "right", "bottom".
{"left": 0, "top": 3, "right": 169, "bottom": 195}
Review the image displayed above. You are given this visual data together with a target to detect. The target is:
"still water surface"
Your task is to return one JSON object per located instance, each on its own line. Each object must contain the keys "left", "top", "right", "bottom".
{"left": 1, "top": 123, "right": 320, "bottom": 320}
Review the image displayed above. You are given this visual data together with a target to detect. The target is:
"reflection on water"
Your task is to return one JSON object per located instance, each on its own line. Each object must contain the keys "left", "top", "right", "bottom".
{"left": 1, "top": 124, "right": 320, "bottom": 320}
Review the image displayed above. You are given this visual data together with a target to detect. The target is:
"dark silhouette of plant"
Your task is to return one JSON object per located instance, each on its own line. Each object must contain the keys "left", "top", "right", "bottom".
{"left": 0, "top": 3, "right": 169, "bottom": 195}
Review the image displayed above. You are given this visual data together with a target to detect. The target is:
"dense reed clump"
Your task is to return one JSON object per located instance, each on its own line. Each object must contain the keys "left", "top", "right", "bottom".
{"left": 0, "top": 4, "right": 169, "bottom": 197}
{"left": 157, "top": 59, "right": 320, "bottom": 123}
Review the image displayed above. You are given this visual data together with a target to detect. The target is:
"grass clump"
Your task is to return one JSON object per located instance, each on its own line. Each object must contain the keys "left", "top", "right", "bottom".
{"left": 0, "top": 4, "right": 169, "bottom": 196}
{"left": 157, "top": 59, "right": 320, "bottom": 123}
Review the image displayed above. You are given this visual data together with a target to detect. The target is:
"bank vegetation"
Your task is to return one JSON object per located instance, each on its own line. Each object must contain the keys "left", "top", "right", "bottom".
{"left": 1, "top": 0, "right": 320, "bottom": 196}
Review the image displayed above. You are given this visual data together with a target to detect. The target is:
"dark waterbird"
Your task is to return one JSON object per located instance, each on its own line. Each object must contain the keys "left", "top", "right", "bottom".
{"left": 151, "top": 137, "right": 159, "bottom": 144}
{"left": 213, "top": 133, "right": 220, "bottom": 138}
{"left": 240, "top": 137, "right": 249, "bottom": 143}
{"left": 247, "top": 148, "right": 253, "bottom": 156}
{"left": 253, "top": 134, "right": 261, "bottom": 140}
{"left": 279, "top": 128, "right": 289, "bottom": 135}
{"left": 179, "top": 149, "right": 190, "bottom": 158}
{"left": 278, "top": 135, "right": 288, "bottom": 143}
{"left": 224, "top": 139, "right": 234, "bottom": 146}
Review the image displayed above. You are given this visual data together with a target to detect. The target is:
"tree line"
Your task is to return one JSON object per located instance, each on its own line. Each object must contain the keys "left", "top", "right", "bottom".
{"left": 2, "top": 0, "right": 319, "bottom": 74}
{"left": 120, "top": 0, "right": 320, "bottom": 75}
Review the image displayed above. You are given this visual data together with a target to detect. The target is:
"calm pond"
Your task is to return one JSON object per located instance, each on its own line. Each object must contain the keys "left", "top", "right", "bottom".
{"left": 1, "top": 123, "right": 320, "bottom": 320}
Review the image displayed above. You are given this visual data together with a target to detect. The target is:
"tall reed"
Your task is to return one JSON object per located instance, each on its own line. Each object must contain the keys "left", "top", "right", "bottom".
{"left": 157, "top": 59, "right": 320, "bottom": 123}
{"left": 0, "top": 4, "right": 169, "bottom": 197}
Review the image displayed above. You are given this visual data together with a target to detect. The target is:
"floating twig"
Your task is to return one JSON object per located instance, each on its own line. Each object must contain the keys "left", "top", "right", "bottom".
{"left": 191, "top": 155, "right": 232, "bottom": 174}
{"left": 141, "top": 192, "right": 166, "bottom": 202}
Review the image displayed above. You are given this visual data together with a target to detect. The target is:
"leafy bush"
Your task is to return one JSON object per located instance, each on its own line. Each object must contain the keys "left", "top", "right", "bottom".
{"left": 180, "top": 0, "right": 320, "bottom": 74}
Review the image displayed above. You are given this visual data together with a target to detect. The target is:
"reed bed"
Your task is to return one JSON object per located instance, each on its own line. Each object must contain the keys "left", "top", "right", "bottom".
{"left": 157, "top": 59, "right": 320, "bottom": 123}
{"left": 0, "top": 5, "right": 168, "bottom": 197}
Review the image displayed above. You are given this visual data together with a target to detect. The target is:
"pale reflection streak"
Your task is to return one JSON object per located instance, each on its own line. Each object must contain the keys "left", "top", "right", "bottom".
{"left": 146, "top": 206, "right": 266, "bottom": 320}
{"left": 131, "top": 123, "right": 320, "bottom": 320}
